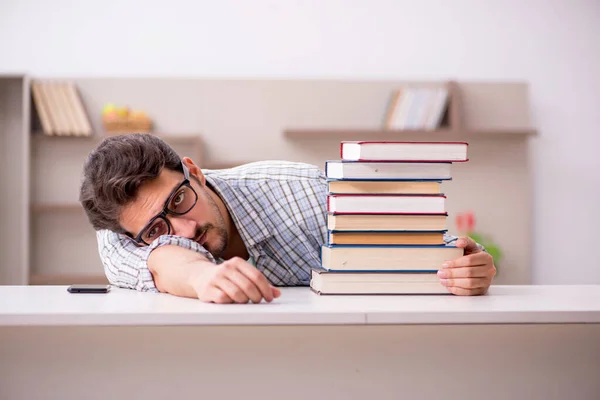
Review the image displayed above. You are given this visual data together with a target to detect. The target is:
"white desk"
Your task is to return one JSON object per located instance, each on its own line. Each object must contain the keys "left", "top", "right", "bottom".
{"left": 1, "top": 285, "right": 599, "bottom": 399}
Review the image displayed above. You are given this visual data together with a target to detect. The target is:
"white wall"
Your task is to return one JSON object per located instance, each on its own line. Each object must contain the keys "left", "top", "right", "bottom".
{"left": 2, "top": 0, "right": 599, "bottom": 284}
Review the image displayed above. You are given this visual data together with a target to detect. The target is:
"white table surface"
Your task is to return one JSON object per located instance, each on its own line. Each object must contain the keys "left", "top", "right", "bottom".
{"left": 1, "top": 284, "right": 599, "bottom": 326}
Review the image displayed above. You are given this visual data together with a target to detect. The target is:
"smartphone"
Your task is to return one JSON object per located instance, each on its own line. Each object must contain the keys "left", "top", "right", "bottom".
{"left": 67, "top": 284, "right": 111, "bottom": 294}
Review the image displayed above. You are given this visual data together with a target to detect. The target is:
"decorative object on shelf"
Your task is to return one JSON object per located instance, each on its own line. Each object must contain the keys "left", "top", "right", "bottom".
{"left": 102, "top": 103, "right": 152, "bottom": 135}
{"left": 384, "top": 84, "right": 450, "bottom": 131}
{"left": 31, "top": 80, "right": 93, "bottom": 137}
{"left": 455, "top": 210, "right": 503, "bottom": 271}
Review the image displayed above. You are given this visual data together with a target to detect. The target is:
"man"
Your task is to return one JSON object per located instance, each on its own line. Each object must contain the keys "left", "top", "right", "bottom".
{"left": 80, "top": 133, "right": 496, "bottom": 303}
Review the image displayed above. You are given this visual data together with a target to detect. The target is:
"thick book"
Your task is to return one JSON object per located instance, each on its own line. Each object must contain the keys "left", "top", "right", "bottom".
{"left": 310, "top": 269, "right": 448, "bottom": 295}
{"left": 320, "top": 244, "right": 464, "bottom": 272}
{"left": 328, "top": 180, "right": 441, "bottom": 195}
{"left": 340, "top": 141, "right": 468, "bottom": 162}
{"left": 328, "top": 194, "right": 446, "bottom": 214}
{"left": 328, "top": 230, "right": 446, "bottom": 245}
{"left": 325, "top": 161, "right": 452, "bottom": 180}
{"left": 327, "top": 213, "right": 448, "bottom": 231}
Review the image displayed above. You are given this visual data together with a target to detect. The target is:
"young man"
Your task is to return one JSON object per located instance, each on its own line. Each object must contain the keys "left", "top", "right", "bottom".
{"left": 80, "top": 134, "right": 496, "bottom": 303}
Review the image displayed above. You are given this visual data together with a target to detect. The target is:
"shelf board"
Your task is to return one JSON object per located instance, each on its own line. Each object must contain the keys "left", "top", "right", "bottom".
{"left": 31, "top": 132, "right": 203, "bottom": 144}
{"left": 283, "top": 128, "right": 537, "bottom": 141}
{"left": 32, "top": 203, "right": 83, "bottom": 213}
{"left": 29, "top": 273, "right": 108, "bottom": 285}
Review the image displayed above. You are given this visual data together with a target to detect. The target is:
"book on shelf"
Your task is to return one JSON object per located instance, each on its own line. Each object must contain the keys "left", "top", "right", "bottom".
{"left": 320, "top": 244, "right": 464, "bottom": 272}
{"left": 327, "top": 194, "right": 446, "bottom": 214}
{"left": 327, "top": 213, "right": 448, "bottom": 231}
{"left": 325, "top": 161, "right": 452, "bottom": 180}
{"left": 328, "top": 230, "right": 446, "bottom": 245}
{"left": 31, "top": 80, "right": 92, "bottom": 137}
{"left": 340, "top": 141, "right": 468, "bottom": 162}
{"left": 310, "top": 269, "right": 448, "bottom": 295}
{"left": 327, "top": 180, "right": 441, "bottom": 194}
{"left": 384, "top": 86, "right": 450, "bottom": 130}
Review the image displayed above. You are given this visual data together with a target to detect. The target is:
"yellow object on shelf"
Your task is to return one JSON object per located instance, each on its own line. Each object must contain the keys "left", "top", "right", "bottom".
{"left": 102, "top": 104, "right": 152, "bottom": 135}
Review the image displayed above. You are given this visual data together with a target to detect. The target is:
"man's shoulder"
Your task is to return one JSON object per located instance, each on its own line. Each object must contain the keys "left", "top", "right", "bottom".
{"left": 202, "top": 160, "right": 325, "bottom": 185}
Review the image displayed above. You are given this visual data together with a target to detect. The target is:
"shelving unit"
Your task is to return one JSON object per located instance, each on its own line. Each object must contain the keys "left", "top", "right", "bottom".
{"left": 0, "top": 75, "right": 30, "bottom": 285}
{"left": 283, "top": 128, "right": 536, "bottom": 141}
{"left": 0, "top": 76, "right": 536, "bottom": 286}
{"left": 28, "top": 129, "right": 205, "bottom": 285}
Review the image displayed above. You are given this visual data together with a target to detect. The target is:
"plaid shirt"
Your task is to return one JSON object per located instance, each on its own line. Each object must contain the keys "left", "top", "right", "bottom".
{"left": 96, "top": 160, "right": 467, "bottom": 292}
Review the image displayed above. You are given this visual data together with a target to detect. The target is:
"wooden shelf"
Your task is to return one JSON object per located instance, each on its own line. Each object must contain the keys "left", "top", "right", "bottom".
{"left": 283, "top": 128, "right": 537, "bottom": 141}
{"left": 32, "top": 131, "right": 203, "bottom": 143}
{"left": 29, "top": 273, "right": 108, "bottom": 285}
{"left": 32, "top": 203, "right": 83, "bottom": 213}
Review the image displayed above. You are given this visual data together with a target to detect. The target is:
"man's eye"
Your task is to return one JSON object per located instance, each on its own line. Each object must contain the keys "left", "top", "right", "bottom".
{"left": 173, "top": 190, "right": 185, "bottom": 207}
{"left": 147, "top": 226, "right": 159, "bottom": 239}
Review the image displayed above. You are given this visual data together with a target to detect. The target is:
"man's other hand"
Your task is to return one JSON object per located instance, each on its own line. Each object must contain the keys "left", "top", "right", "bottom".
{"left": 437, "top": 236, "right": 496, "bottom": 296}
{"left": 192, "top": 257, "right": 281, "bottom": 304}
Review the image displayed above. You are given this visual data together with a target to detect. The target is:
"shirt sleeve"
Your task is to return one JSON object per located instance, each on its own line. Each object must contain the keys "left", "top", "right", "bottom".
{"left": 443, "top": 233, "right": 486, "bottom": 252}
{"left": 96, "top": 229, "right": 216, "bottom": 292}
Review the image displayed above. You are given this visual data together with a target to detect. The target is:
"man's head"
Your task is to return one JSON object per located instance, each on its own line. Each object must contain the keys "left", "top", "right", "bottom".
{"left": 80, "top": 133, "right": 229, "bottom": 256}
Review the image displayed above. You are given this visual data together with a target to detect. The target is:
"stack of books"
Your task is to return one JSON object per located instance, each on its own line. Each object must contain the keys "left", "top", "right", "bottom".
{"left": 311, "top": 140, "right": 469, "bottom": 295}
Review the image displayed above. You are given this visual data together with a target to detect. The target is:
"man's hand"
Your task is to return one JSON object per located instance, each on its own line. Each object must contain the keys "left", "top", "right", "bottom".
{"left": 191, "top": 257, "right": 281, "bottom": 304}
{"left": 437, "top": 236, "right": 496, "bottom": 296}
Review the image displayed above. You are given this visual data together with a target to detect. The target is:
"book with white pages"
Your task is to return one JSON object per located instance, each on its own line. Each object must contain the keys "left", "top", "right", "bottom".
{"left": 340, "top": 141, "right": 468, "bottom": 162}
{"left": 327, "top": 194, "right": 446, "bottom": 214}
{"left": 325, "top": 161, "right": 452, "bottom": 180}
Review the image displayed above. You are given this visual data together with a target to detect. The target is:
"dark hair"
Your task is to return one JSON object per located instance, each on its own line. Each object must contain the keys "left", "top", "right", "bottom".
{"left": 79, "top": 133, "right": 182, "bottom": 233}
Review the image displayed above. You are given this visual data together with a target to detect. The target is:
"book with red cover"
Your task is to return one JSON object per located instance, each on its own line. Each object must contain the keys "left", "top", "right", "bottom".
{"left": 327, "top": 193, "right": 446, "bottom": 215}
{"left": 340, "top": 141, "right": 469, "bottom": 162}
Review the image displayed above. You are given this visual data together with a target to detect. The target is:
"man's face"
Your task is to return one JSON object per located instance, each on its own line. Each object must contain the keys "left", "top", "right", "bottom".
{"left": 119, "top": 159, "right": 229, "bottom": 258}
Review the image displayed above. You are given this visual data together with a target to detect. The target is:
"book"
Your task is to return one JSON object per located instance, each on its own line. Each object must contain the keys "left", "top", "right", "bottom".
{"left": 340, "top": 141, "right": 468, "bottom": 162}
{"left": 31, "top": 80, "right": 92, "bottom": 137}
{"left": 328, "top": 180, "right": 441, "bottom": 194}
{"left": 320, "top": 244, "right": 463, "bottom": 272}
{"left": 310, "top": 269, "right": 448, "bottom": 295}
{"left": 328, "top": 230, "right": 446, "bottom": 245}
{"left": 325, "top": 161, "right": 452, "bottom": 180}
{"left": 424, "top": 87, "right": 450, "bottom": 130}
{"left": 328, "top": 194, "right": 446, "bottom": 214}
{"left": 327, "top": 213, "right": 448, "bottom": 231}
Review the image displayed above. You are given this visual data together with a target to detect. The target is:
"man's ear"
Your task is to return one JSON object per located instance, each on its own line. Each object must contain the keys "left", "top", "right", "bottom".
{"left": 182, "top": 157, "right": 206, "bottom": 186}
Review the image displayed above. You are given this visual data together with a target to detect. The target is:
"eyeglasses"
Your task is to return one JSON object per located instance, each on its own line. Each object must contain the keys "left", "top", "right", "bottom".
{"left": 132, "top": 163, "right": 198, "bottom": 246}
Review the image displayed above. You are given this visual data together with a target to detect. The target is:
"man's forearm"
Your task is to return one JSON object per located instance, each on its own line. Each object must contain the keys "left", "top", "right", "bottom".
{"left": 148, "top": 245, "right": 216, "bottom": 298}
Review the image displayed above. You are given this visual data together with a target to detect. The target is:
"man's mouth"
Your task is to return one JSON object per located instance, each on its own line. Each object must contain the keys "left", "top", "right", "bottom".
{"left": 196, "top": 230, "right": 208, "bottom": 246}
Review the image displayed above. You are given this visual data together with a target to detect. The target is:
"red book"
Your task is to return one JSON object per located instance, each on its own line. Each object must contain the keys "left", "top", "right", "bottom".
{"left": 327, "top": 194, "right": 446, "bottom": 215}
{"left": 340, "top": 141, "right": 468, "bottom": 162}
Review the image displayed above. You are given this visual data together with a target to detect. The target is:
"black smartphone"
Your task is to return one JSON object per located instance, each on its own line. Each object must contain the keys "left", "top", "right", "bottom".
{"left": 67, "top": 284, "right": 111, "bottom": 294}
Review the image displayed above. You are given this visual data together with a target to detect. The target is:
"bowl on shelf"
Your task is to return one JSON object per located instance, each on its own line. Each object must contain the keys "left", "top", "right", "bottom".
{"left": 102, "top": 105, "right": 153, "bottom": 135}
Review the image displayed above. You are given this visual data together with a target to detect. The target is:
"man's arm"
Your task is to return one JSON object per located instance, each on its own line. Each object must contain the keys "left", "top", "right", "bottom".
{"left": 96, "top": 230, "right": 280, "bottom": 303}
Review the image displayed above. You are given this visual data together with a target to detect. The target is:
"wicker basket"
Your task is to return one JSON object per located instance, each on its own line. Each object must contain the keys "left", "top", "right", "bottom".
{"left": 103, "top": 114, "right": 153, "bottom": 135}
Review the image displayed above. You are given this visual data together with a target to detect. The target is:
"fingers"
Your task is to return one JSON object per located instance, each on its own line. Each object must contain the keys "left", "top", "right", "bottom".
{"left": 203, "top": 286, "right": 234, "bottom": 304}
{"left": 444, "top": 252, "right": 492, "bottom": 268}
{"left": 455, "top": 236, "right": 481, "bottom": 254}
{"left": 437, "top": 266, "right": 491, "bottom": 279}
{"left": 226, "top": 269, "right": 263, "bottom": 303}
{"left": 439, "top": 250, "right": 496, "bottom": 296}
{"left": 231, "top": 258, "right": 275, "bottom": 302}
{"left": 214, "top": 277, "right": 250, "bottom": 304}
{"left": 445, "top": 286, "right": 488, "bottom": 296}
{"left": 440, "top": 277, "right": 490, "bottom": 290}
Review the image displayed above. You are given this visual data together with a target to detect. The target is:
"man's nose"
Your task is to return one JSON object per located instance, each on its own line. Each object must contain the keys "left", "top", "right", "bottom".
{"left": 168, "top": 216, "right": 197, "bottom": 239}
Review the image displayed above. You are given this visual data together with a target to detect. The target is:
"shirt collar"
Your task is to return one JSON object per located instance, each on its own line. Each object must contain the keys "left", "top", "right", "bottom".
{"left": 204, "top": 174, "right": 274, "bottom": 248}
